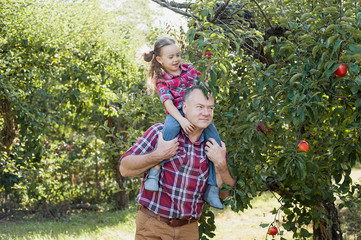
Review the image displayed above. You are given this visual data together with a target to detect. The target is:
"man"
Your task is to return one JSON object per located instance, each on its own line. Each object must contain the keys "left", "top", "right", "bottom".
{"left": 119, "top": 85, "right": 235, "bottom": 240}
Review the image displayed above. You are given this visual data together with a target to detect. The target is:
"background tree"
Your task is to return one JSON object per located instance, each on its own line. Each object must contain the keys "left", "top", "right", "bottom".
{"left": 151, "top": 0, "right": 361, "bottom": 239}
{"left": 0, "top": 0, "right": 167, "bottom": 213}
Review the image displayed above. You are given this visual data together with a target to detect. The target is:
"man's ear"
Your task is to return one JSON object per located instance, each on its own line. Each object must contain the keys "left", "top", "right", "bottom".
{"left": 182, "top": 102, "right": 187, "bottom": 115}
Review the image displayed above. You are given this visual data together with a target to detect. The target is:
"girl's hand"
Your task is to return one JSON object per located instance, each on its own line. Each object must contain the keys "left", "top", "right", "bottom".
{"left": 179, "top": 117, "right": 195, "bottom": 135}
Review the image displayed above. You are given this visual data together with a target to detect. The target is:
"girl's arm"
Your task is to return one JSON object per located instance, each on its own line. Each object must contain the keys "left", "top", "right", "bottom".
{"left": 164, "top": 99, "right": 194, "bottom": 134}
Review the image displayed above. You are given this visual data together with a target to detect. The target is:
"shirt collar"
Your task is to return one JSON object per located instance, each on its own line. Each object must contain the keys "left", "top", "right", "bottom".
{"left": 180, "top": 129, "right": 205, "bottom": 145}
{"left": 162, "top": 64, "right": 189, "bottom": 80}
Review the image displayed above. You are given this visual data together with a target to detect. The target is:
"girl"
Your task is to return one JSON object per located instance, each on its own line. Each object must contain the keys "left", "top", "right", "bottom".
{"left": 142, "top": 37, "right": 223, "bottom": 209}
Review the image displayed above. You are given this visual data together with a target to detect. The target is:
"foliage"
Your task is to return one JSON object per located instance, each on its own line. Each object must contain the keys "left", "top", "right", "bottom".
{"left": 0, "top": 0, "right": 165, "bottom": 210}
{"left": 178, "top": 0, "right": 361, "bottom": 238}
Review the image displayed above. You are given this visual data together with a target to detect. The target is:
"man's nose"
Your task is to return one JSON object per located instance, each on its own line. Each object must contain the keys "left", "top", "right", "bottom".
{"left": 202, "top": 108, "right": 211, "bottom": 115}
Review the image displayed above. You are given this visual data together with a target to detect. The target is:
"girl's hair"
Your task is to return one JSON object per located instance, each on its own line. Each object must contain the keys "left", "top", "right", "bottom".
{"left": 143, "top": 37, "right": 177, "bottom": 92}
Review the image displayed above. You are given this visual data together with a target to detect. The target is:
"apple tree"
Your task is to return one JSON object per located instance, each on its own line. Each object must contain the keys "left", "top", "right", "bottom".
{"left": 152, "top": 0, "right": 361, "bottom": 239}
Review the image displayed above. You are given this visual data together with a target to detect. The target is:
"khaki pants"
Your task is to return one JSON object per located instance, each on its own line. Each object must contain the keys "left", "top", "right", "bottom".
{"left": 135, "top": 210, "right": 199, "bottom": 240}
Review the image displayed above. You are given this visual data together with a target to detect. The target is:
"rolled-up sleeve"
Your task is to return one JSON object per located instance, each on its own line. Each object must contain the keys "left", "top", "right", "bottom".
{"left": 157, "top": 81, "right": 173, "bottom": 104}
{"left": 119, "top": 124, "right": 161, "bottom": 163}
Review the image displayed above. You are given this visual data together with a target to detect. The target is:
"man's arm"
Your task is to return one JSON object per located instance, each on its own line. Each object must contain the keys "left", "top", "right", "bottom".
{"left": 119, "top": 133, "right": 179, "bottom": 177}
{"left": 205, "top": 139, "right": 235, "bottom": 199}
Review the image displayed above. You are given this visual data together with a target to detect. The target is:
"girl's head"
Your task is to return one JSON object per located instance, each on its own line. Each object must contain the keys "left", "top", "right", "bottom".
{"left": 143, "top": 37, "right": 181, "bottom": 91}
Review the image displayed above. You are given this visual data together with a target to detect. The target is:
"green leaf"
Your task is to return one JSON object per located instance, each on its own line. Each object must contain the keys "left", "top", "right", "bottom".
{"left": 290, "top": 73, "right": 303, "bottom": 83}
{"left": 355, "top": 99, "right": 361, "bottom": 108}
{"left": 259, "top": 223, "right": 269, "bottom": 228}
{"left": 312, "top": 45, "right": 320, "bottom": 58}
{"left": 355, "top": 75, "right": 361, "bottom": 86}
{"left": 349, "top": 63, "right": 361, "bottom": 75}
{"left": 326, "top": 35, "right": 338, "bottom": 48}
{"left": 333, "top": 39, "right": 342, "bottom": 52}
{"left": 300, "top": 13, "right": 313, "bottom": 21}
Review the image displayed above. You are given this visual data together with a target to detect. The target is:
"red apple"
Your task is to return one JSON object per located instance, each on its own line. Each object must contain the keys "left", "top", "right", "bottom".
{"left": 334, "top": 64, "right": 347, "bottom": 77}
{"left": 204, "top": 51, "right": 212, "bottom": 59}
{"left": 257, "top": 123, "right": 270, "bottom": 136}
{"left": 298, "top": 140, "right": 309, "bottom": 152}
{"left": 269, "top": 226, "right": 278, "bottom": 235}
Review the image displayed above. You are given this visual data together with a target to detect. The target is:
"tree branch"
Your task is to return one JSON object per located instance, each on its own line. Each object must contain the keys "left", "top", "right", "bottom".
{"left": 210, "top": 0, "right": 231, "bottom": 23}
{"left": 321, "top": 85, "right": 357, "bottom": 100}
{"left": 250, "top": 0, "right": 274, "bottom": 31}
{"left": 150, "top": 0, "right": 199, "bottom": 20}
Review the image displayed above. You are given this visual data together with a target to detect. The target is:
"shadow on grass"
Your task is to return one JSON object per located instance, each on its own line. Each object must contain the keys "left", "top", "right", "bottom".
{"left": 0, "top": 203, "right": 138, "bottom": 240}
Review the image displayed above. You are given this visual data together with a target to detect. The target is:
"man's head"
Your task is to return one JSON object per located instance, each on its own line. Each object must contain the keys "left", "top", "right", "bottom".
{"left": 183, "top": 85, "right": 214, "bottom": 130}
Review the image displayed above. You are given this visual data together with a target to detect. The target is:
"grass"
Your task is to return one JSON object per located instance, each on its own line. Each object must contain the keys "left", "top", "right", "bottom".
{"left": 0, "top": 206, "right": 138, "bottom": 240}
{"left": 0, "top": 168, "right": 360, "bottom": 240}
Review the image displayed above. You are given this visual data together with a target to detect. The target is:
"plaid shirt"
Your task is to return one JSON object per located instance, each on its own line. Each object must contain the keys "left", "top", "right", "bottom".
{"left": 157, "top": 64, "right": 200, "bottom": 110}
{"left": 119, "top": 123, "right": 209, "bottom": 220}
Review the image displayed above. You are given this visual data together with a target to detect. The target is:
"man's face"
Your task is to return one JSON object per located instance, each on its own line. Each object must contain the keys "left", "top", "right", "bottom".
{"left": 183, "top": 89, "right": 214, "bottom": 130}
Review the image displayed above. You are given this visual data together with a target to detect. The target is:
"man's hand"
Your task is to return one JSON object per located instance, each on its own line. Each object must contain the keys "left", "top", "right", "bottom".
{"left": 205, "top": 138, "right": 235, "bottom": 194}
{"left": 154, "top": 132, "right": 179, "bottom": 163}
{"left": 205, "top": 138, "right": 227, "bottom": 169}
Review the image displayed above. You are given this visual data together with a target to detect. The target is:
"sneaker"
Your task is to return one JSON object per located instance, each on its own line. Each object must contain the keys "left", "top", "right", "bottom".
{"left": 144, "top": 168, "right": 161, "bottom": 192}
{"left": 203, "top": 185, "right": 224, "bottom": 209}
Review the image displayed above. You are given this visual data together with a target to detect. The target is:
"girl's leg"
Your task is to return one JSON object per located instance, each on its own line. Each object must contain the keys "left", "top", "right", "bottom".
{"left": 144, "top": 110, "right": 183, "bottom": 192}
{"left": 204, "top": 122, "right": 221, "bottom": 186}
{"left": 162, "top": 112, "right": 182, "bottom": 141}
{"left": 204, "top": 122, "right": 221, "bottom": 145}
{"left": 203, "top": 122, "right": 223, "bottom": 209}
{"left": 159, "top": 111, "right": 182, "bottom": 167}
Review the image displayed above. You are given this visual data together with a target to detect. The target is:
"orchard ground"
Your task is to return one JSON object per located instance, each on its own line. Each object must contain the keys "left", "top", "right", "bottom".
{"left": 0, "top": 167, "right": 360, "bottom": 240}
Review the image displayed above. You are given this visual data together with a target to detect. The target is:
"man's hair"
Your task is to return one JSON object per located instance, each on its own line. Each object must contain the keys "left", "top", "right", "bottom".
{"left": 184, "top": 85, "right": 208, "bottom": 103}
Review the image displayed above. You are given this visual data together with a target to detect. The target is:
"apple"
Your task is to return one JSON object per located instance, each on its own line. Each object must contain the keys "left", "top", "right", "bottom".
{"left": 204, "top": 51, "right": 212, "bottom": 59}
{"left": 297, "top": 140, "right": 309, "bottom": 152}
{"left": 257, "top": 123, "right": 270, "bottom": 136}
{"left": 269, "top": 226, "right": 278, "bottom": 235}
{"left": 334, "top": 64, "right": 347, "bottom": 77}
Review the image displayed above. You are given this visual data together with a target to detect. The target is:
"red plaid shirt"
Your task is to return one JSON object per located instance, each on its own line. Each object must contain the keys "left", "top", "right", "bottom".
{"left": 119, "top": 123, "right": 209, "bottom": 219}
{"left": 157, "top": 64, "right": 200, "bottom": 110}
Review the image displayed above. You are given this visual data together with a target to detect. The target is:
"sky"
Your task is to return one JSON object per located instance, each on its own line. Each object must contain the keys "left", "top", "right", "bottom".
{"left": 105, "top": 0, "right": 189, "bottom": 31}
{"left": 148, "top": 0, "right": 189, "bottom": 31}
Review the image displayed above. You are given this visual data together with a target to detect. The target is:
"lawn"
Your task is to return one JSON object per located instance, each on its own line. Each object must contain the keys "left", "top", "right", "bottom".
{"left": 0, "top": 168, "right": 360, "bottom": 240}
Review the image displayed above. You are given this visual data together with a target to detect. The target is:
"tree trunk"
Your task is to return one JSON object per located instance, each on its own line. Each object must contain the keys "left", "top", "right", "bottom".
{"left": 114, "top": 190, "right": 129, "bottom": 210}
{"left": 0, "top": 96, "right": 17, "bottom": 153}
{"left": 313, "top": 200, "right": 343, "bottom": 240}
{"left": 105, "top": 104, "right": 129, "bottom": 210}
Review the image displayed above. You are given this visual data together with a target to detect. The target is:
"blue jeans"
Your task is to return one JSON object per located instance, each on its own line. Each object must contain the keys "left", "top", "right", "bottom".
{"left": 161, "top": 109, "right": 221, "bottom": 186}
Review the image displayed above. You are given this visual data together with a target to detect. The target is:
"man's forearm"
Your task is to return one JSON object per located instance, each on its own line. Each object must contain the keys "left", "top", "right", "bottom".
{"left": 215, "top": 161, "right": 235, "bottom": 199}
{"left": 119, "top": 151, "right": 162, "bottom": 177}
{"left": 216, "top": 163, "right": 235, "bottom": 188}
{"left": 119, "top": 133, "right": 179, "bottom": 177}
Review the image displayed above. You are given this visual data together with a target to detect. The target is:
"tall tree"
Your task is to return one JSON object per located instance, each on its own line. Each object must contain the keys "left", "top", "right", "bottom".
{"left": 151, "top": 0, "right": 361, "bottom": 239}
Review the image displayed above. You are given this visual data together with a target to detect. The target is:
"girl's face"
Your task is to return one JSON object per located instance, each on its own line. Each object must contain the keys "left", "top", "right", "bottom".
{"left": 156, "top": 44, "right": 181, "bottom": 75}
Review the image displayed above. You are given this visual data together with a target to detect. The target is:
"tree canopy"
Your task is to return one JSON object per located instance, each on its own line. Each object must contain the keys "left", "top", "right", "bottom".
{"left": 152, "top": 0, "right": 361, "bottom": 239}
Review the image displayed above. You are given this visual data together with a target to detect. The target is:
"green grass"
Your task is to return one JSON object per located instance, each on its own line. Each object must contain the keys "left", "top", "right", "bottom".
{"left": 1, "top": 168, "right": 360, "bottom": 240}
{"left": 0, "top": 206, "right": 138, "bottom": 240}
